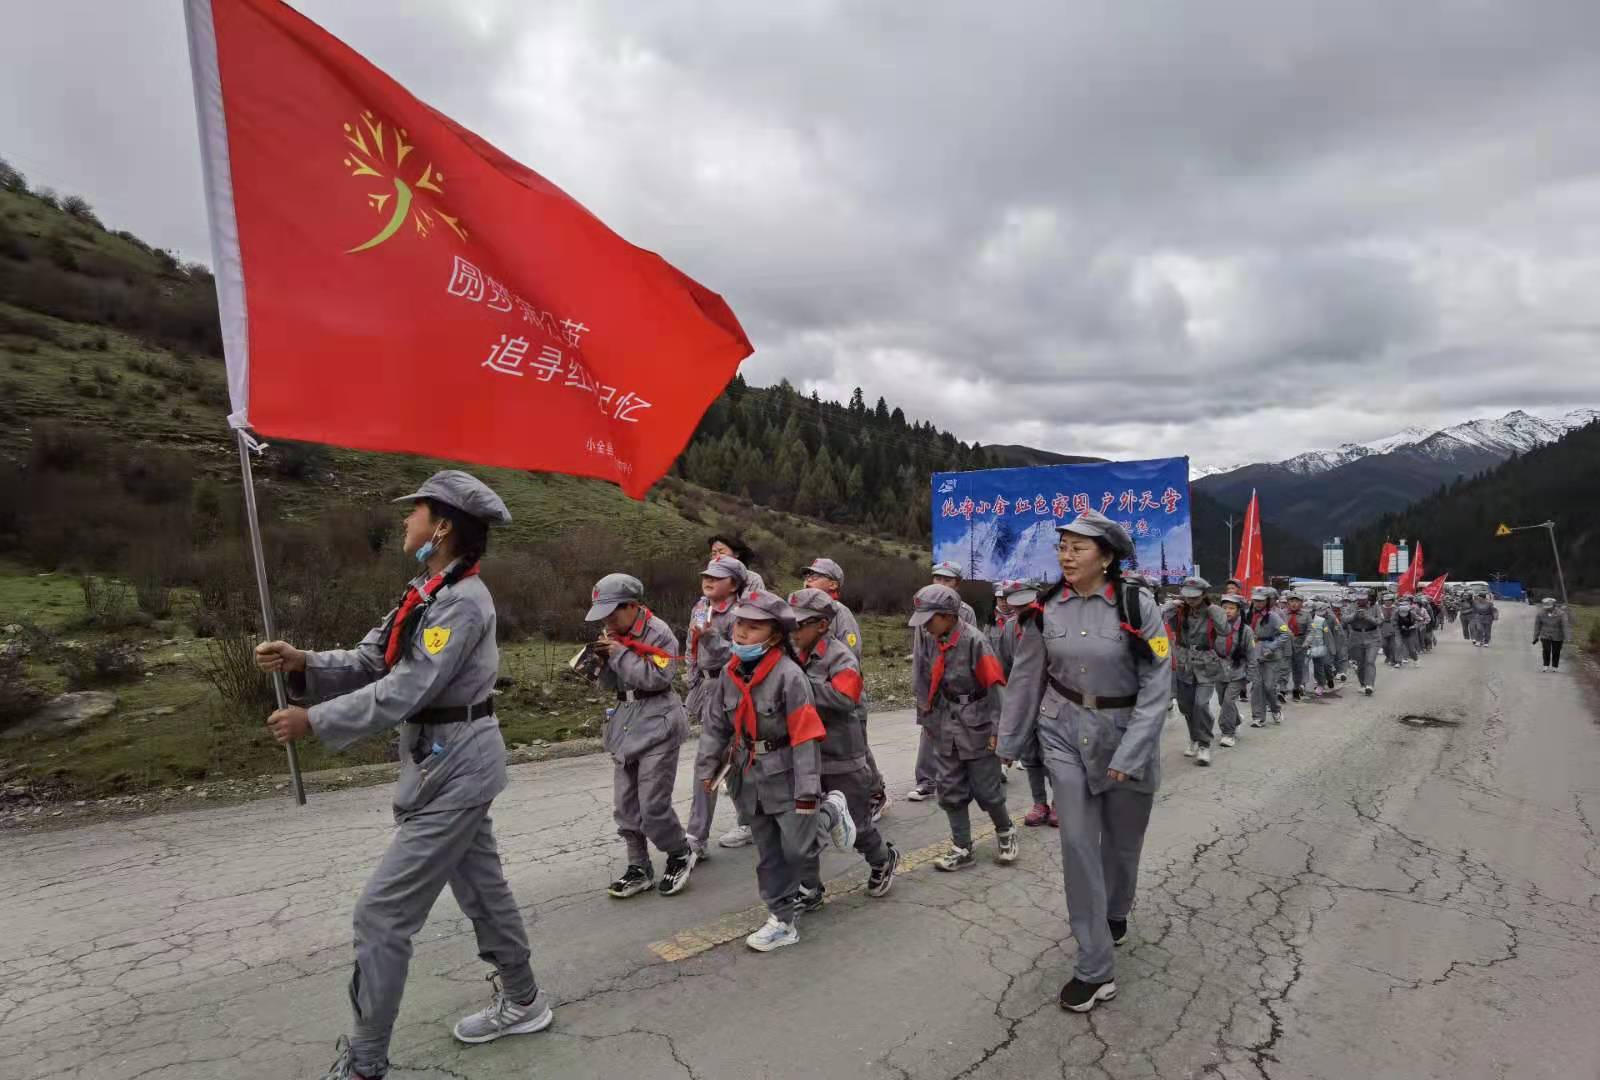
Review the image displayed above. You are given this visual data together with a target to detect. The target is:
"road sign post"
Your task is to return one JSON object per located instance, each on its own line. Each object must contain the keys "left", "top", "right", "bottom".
{"left": 1495, "top": 520, "right": 1568, "bottom": 606}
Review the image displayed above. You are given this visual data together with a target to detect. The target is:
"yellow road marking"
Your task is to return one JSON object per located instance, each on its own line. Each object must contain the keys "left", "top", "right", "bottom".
{"left": 647, "top": 824, "right": 999, "bottom": 962}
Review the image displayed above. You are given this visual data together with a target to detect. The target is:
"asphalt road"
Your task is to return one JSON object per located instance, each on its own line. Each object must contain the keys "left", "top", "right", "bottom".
{"left": 4, "top": 603, "right": 1599, "bottom": 1080}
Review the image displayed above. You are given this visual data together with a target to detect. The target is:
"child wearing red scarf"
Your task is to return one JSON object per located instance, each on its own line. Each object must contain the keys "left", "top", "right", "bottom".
{"left": 911, "top": 583, "right": 1017, "bottom": 872}
{"left": 694, "top": 590, "right": 856, "bottom": 952}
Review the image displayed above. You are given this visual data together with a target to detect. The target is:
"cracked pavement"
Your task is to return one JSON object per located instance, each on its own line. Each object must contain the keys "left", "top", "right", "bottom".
{"left": 4, "top": 604, "right": 1599, "bottom": 1079}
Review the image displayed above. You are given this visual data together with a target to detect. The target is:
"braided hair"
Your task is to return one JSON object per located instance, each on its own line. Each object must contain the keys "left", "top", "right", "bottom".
{"left": 424, "top": 497, "right": 489, "bottom": 581}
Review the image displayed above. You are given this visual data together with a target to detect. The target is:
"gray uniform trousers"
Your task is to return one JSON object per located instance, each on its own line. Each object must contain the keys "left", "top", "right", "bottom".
{"left": 742, "top": 793, "right": 828, "bottom": 922}
{"left": 1041, "top": 726, "right": 1154, "bottom": 984}
{"left": 1288, "top": 644, "right": 1309, "bottom": 692}
{"left": 914, "top": 727, "right": 939, "bottom": 790}
{"left": 802, "top": 764, "right": 890, "bottom": 891}
{"left": 1250, "top": 658, "right": 1285, "bottom": 723}
{"left": 615, "top": 743, "right": 687, "bottom": 865}
{"left": 1173, "top": 675, "right": 1217, "bottom": 747}
{"left": 351, "top": 803, "right": 537, "bottom": 1073}
{"left": 1380, "top": 629, "right": 1400, "bottom": 665}
{"left": 1350, "top": 641, "right": 1380, "bottom": 689}
{"left": 1217, "top": 680, "right": 1246, "bottom": 736}
{"left": 932, "top": 745, "right": 1011, "bottom": 848}
{"left": 1402, "top": 630, "right": 1422, "bottom": 661}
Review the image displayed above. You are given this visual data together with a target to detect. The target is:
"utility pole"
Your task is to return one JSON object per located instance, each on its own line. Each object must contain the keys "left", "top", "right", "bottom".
{"left": 1495, "top": 519, "right": 1569, "bottom": 606}
{"left": 1224, "top": 514, "right": 1237, "bottom": 576}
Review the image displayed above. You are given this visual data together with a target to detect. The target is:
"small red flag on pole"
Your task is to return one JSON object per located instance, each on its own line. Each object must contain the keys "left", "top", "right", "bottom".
{"left": 184, "top": 0, "right": 752, "bottom": 498}
{"left": 1377, "top": 541, "right": 1399, "bottom": 576}
{"left": 1397, "top": 541, "right": 1424, "bottom": 596}
{"left": 1424, "top": 572, "right": 1448, "bottom": 603}
{"left": 1232, "top": 489, "right": 1265, "bottom": 594}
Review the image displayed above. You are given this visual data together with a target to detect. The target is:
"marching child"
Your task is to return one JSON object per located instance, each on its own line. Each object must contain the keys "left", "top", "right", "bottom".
{"left": 585, "top": 574, "right": 697, "bottom": 898}
{"left": 1216, "top": 593, "right": 1254, "bottom": 746}
{"left": 911, "top": 584, "right": 1018, "bottom": 871}
{"left": 694, "top": 591, "right": 857, "bottom": 952}
{"left": 685, "top": 556, "right": 752, "bottom": 856}
{"left": 790, "top": 588, "right": 900, "bottom": 901}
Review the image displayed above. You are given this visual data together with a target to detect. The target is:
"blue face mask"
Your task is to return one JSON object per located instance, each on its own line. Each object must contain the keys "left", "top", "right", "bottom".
{"left": 414, "top": 529, "right": 444, "bottom": 565}
{"left": 731, "top": 641, "right": 770, "bottom": 662}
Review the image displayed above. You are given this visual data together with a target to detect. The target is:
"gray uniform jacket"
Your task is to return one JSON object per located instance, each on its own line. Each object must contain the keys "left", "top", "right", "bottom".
{"left": 828, "top": 600, "right": 865, "bottom": 662}
{"left": 914, "top": 627, "right": 1006, "bottom": 762}
{"left": 1343, "top": 606, "right": 1382, "bottom": 646}
{"left": 986, "top": 616, "right": 1020, "bottom": 676}
{"left": 1285, "top": 608, "right": 1313, "bottom": 650}
{"left": 598, "top": 610, "right": 690, "bottom": 764}
{"left": 696, "top": 654, "right": 823, "bottom": 810}
{"left": 297, "top": 569, "right": 505, "bottom": 817}
{"left": 960, "top": 601, "right": 980, "bottom": 628}
{"left": 798, "top": 639, "right": 869, "bottom": 775}
{"left": 997, "top": 584, "right": 1172, "bottom": 796}
{"left": 1533, "top": 610, "right": 1568, "bottom": 642}
{"left": 1471, "top": 598, "right": 1499, "bottom": 624}
{"left": 1221, "top": 618, "right": 1255, "bottom": 682}
{"left": 1378, "top": 609, "right": 1398, "bottom": 639}
{"left": 685, "top": 596, "right": 738, "bottom": 717}
{"left": 1248, "top": 605, "right": 1293, "bottom": 663}
{"left": 1164, "top": 602, "right": 1231, "bottom": 684}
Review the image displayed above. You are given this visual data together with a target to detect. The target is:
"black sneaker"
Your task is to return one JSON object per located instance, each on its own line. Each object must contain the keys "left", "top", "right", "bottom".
{"left": 866, "top": 843, "right": 899, "bottom": 898}
{"left": 607, "top": 864, "right": 653, "bottom": 899}
{"left": 658, "top": 848, "right": 697, "bottom": 896}
{"left": 798, "top": 884, "right": 826, "bottom": 914}
{"left": 868, "top": 790, "right": 889, "bottom": 822}
{"left": 1291, "top": 688, "right": 1304, "bottom": 702}
{"left": 1059, "top": 977, "right": 1118, "bottom": 1012}
{"left": 1276, "top": 690, "right": 1287, "bottom": 705}
{"left": 1108, "top": 918, "right": 1128, "bottom": 946}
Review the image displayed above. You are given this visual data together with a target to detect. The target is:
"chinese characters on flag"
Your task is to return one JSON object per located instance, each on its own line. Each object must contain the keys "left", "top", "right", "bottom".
{"left": 185, "top": 0, "right": 752, "bottom": 497}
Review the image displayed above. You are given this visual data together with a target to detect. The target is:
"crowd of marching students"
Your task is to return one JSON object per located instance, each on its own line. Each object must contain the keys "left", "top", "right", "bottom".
{"left": 267, "top": 471, "right": 1569, "bottom": 1079}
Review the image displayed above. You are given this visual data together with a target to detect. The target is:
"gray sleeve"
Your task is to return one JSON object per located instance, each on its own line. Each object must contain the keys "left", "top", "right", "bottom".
{"left": 1108, "top": 593, "right": 1173, "bottom": 780}
{"left": 784, "top": 666, "right": 822, "bottom": 805}
{"left": 607, "top": 627, "right": 677, "bottom": 692}
{"left": 997, "top": 620, "right": 1045, "bottom": 760}
{"left": 694, "top": 684, "right": 734, "bottom": 783}
{"left": 297, "top": 616, "right": 392, "bottom": 703}
{"left": 307, "top": 595, "right": 484, "bottom": 751}
{"left": 696, "top": 623, "right": 732, "bottom": 674}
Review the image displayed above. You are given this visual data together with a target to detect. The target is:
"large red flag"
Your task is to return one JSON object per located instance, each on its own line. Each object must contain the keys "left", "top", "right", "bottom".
{"left": 1232, "top": 489, "right": 1265, "bottom": 594}
{"left": 1397, "top": 541, "right": 1424, "bottom": 596}
{"left": 1424, "top": 572, "right": 1448, "bottom": 603}
{"left": 184, "top": 0, "right": 752, "bottom": 498}
{"left": 1377, "top": 541, "right": 1399, "bottom": 576}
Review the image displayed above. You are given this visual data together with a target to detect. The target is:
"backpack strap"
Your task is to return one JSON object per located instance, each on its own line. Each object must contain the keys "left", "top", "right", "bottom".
{"left": 1116, "top": 581, "right": 1156, "bottom": 664}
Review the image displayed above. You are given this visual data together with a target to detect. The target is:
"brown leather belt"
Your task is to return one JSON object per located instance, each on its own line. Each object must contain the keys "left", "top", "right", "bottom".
{"left": 1047, "top": 674, "right": 1136, "bottom": 711}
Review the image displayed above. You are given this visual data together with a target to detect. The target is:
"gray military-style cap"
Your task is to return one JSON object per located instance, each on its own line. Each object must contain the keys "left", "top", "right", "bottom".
{"left": 930, "top": 561, "right": 965, "bottom": 581}
{"left": 1003, "top": 580, "right": 1040, "bottom": 607}
{"left": 1057, "top": 508, "right": 1134, "bottom": 557}
{"left": 586, "top": 573, "right": 644, "bottom": 622}
{"left": 787, "top": 587, "right": 839, "bottom": 622}
{"left": 392, "top": 469, "right": 511, "bottom": 526}
{"left": 1179, "top": 575, "right": 1210, "bottom": 599}
{"left": 732, "top": 589, "right": 799, "bottom": 632}
{"left": 799, "top": 557, "right": 845, "bottom": 584}
{"left": 908, "top": 583, "right": 962, "bottom": 627}
{"left": 1250, "top": 585, "right": 1273, "bottom": 601}
{"left": 701, "top": 555, "right": 748, "bottom": 584}
{"left": 1219, "top": 592, "right": 1246, "bottom": 607}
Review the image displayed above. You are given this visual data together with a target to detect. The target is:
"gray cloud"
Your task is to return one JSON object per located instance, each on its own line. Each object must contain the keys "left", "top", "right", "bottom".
{"left": 5, "top": 0, "right": 1600, "bottom": 467}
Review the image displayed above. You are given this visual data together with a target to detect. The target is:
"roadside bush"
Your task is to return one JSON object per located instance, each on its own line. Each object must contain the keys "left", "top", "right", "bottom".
{"left": 61, "top": 643, "right": 142, "bottom": 689}
{"left": 270, "top": 440, "right": 330, "bottom": 481}
{"left": 128, "top": 539, "right": 177, "bottom": 620}
{"left": 200, "top": 632, "right": 274, "bottom": 708}
{"left": 29, "top": 420, "right": 109, "bottom": 471}
{"left": 79, "top": 575, "right": 148, "bottom": 629}
{"left": 0, "top": 643, "right": 45, "bottom": 725}
{"left": 118, "top": 448, "right": 193, "bottom": 505}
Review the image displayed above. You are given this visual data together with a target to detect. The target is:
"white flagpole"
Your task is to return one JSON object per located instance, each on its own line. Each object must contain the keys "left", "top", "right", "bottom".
{"left": 235, "top": 431, "right": 307, "bottom": 805}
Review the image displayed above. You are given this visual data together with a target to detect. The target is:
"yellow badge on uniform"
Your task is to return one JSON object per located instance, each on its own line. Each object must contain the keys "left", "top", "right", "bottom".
{"left": 422, "top": 627, "right": 451, "bottom": 655}
{"left": 1149, "top": 634, "right": 1170, "bottom": 660}
{"left": 847, "top": 633, "right": 858, "bottom": 648}
{"left": 652, "top": 654, "right": 670, "bottom": 669}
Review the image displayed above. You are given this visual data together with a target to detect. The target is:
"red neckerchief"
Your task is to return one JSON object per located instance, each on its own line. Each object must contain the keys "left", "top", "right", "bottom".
{"left": 1289, "top": 611, "right": 1302, "bottom": 635}
{"left": 726, "top": 648, "right": 785, "bottom": 742}
{"left": 385, "top": 564, "right": 479, "bottom": 670}
{"left": 613, "top": 607, "right": 685, "bottom": 662}
{"left": 924, "top": 630, "right": 961, "bottom": 712}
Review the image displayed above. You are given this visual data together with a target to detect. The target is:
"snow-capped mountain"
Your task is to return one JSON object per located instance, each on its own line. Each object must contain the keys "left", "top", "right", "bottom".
{"left": 1195, "top": 410, "right": 1597, "bottom": 480}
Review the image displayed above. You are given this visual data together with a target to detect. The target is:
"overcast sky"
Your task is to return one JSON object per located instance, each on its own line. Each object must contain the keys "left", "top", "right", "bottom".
{"left": 5, "top": 0, "right": 1600, "bottom": 468}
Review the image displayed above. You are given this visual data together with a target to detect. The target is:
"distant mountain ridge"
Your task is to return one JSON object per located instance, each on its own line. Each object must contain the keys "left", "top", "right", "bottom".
{"left": 1193, "top": 409, "right": 1599, "bottom": 479}
{"left": 1194, "top": 408, "right": 1600, "bottom": 542}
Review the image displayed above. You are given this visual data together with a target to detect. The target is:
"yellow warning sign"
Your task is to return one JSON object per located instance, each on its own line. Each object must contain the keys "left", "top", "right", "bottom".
{"left": 1494, "top": 523, "right": 1512, "bottom": 537}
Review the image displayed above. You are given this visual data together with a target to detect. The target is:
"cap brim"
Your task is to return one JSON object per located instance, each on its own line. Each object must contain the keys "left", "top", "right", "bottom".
{"left": 1005, "top": 590, "right": 1039, "bottom": 606}
{"left": 585, "top": 600, "right": 621, "bottom": 622}
{"left": 701, "top": 569, "right": 736, "bottom": 580}
{"left": 1180, "top": 589, "right": 1204, "bottom": 599}
{"left": 390, "top": 490, "right": 428, "bottom": 504}
{"left": 907, "top": 610, "right": 937, "bottom": 627}
{"left": 731, "top": 603, "right": 775, "bottom": 622}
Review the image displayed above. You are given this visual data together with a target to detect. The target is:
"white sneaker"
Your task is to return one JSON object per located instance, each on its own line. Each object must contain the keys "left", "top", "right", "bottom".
{"left": 905, "top": 785, "right": 934, "bottom": 802}
{"left": 1183, "top": 741, "right": 1197, "bottom": 757}
{"left": 1249, "top": 719, "right": 1266, "bottom": 728}
{"left": 746, "top": 915, "right": 799, "bottom": 952}
{"left": 1196, "top": 745, "right": 1212, "bottom": 766}
{"left": 1218, "top": 735, "right": 1236, "bottom": 747}
{"left": 1541, "top": 665, "right": 1549, "bottom": 672}
{"left": 453, "top": 982, "right": 554, "bottom": 1044}
{"left": 718, "top": 824, "right": 754, "bottom": 848}
{"left": 822, "top": 790, "right": 857, "bottom": 851}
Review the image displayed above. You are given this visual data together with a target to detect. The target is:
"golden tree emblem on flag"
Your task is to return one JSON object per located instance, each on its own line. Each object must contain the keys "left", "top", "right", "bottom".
{"left": 341, "top": 110, "right": 467, "bottom": 253}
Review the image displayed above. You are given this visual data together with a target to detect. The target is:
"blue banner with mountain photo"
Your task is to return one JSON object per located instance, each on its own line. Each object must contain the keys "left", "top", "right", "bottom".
{"left": 931, "top": 457, "right": 1193, "bottom": 585}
